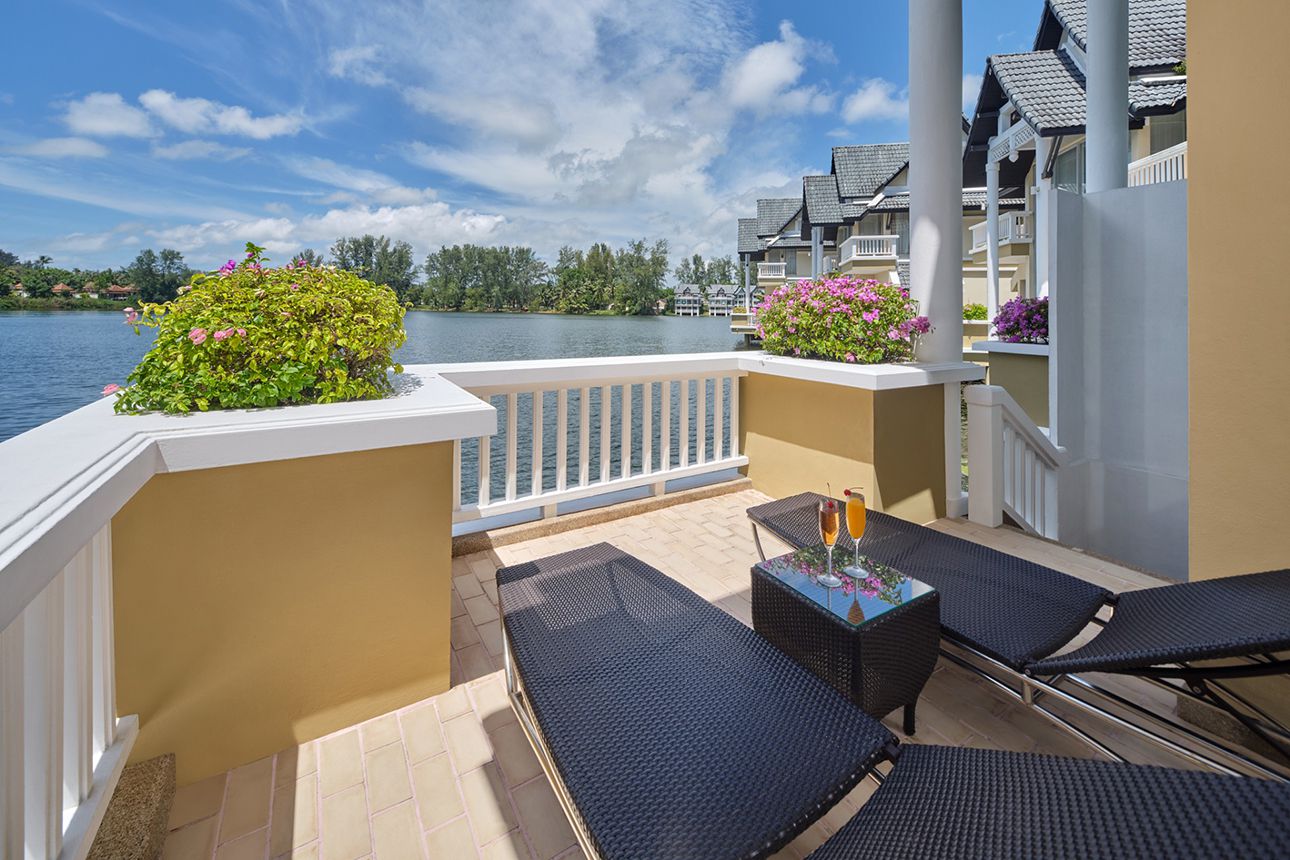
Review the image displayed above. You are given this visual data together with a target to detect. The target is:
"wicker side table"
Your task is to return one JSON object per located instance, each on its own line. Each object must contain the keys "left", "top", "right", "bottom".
{"left": 752, "top": 545, "right": 940, "bottom": 735}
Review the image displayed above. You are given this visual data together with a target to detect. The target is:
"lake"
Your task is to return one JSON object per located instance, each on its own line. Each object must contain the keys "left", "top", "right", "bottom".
{"left": 0, "top": 310, "right": 749, "bottom": 442}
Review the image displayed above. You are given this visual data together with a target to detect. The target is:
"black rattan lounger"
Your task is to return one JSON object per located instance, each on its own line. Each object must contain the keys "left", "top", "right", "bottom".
{"left": 747, "top": 492, "right": 1290, "bottom": 779}
{"left": 498, "top": 543, "right": 895, "bottom": 860}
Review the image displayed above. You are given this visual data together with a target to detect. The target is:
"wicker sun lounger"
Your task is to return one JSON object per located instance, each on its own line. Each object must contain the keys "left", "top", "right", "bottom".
{"left": 500, "top": 542, "right": 1290, "bottom": 860}
{"left": 748, "top": 492, "right": 1290, "bottom": 779}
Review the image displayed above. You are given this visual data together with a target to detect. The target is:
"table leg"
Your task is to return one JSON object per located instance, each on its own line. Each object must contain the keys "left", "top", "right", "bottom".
{"left": 903, "top": 703, "right": 917, "bottom": 736}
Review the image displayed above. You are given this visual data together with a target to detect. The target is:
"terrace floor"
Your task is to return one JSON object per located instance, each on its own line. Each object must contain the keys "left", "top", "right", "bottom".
{"left": 161, "top": 487, "right": 1185, "bottom": 860}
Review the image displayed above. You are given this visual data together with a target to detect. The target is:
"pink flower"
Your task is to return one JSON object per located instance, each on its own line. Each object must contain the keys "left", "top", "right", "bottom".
{"left": 188, "top": 328, "right": 207, "bottom": 344}
{"left": 236, "top": 328, "right": 247, "bottom": 337}
{"left": 213, "top": 329, "right": 230, "bottom": 341}
{"left": 862, "top": 309, "right": 880, "bottom": 323}
{"left": 290, "top": 283, "right": 300, "bottom": 291}
{"left": 218, "top": 259, "right": 236, "bottom": 277}
{"left": 178, "top": 285, "right": 192, "bottom": 294}
{"left": 845, "top": 352, "right": 856, "bottom": 363}
{"left": 101, "top": 383, "right": 121, "bottom": 397}
{"left": 280, "top": 311, "right": 292, "bottom": 317}
{"left": 122, "top": 307, "right": 139, "bottom": 324}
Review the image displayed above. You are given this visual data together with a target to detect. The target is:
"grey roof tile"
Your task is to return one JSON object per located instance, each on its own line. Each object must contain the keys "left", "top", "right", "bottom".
{"left": 803, "top": 175, "right": 844, "bottom": 225}
{"left": 864, "top": 190, "right": 1026, "bottom": 212}
{"left": 737, "top": 218, "right": 765, "bottom": 254}
{"left": 991, "top": 49, "right": 1089, "bottom": 134}
{"left": 756, "top": 198, "right": 801, "bottom": 237}
{"left": 1129, "top": 78, "right": 1187, "bottom": 114}
{"left": 1048, "top": 0, "right": 1186, "bottom": 72}
{"left": 831, "top": 143, "right": 910, "bottom": 199}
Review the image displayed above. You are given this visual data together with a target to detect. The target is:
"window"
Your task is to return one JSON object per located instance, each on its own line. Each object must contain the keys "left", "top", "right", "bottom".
{"left": 889, "top": 213, "right": 911, "bottom": 256}
{"left": 1055, "top": 142, "right": 1085, "bottom": 194}
{"left": 1150, "top": 110, "right": 1187, "bottom": 153}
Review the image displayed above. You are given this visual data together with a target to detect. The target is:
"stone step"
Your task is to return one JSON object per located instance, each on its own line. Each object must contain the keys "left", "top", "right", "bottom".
{"left": 88, "top": 754, "right": 176, "bottom": 860}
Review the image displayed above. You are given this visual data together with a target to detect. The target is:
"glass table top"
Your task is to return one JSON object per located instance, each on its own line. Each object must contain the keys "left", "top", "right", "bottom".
{"left": 754, "top": 544, "right": 936, "bottom": 629}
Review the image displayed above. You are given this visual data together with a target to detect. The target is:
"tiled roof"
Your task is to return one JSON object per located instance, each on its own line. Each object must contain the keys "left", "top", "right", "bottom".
{"left": 737, "top": 218, "right": 765, "bottom": 254}
{"left": 803, "top": 175, "right": 844, "bottom": 226}
{"left": 1048, "top": 0, "right": 1186, "bottom": 72}
{"left": 756, "top": 198, "right": 801, "bottom": 237}
{"left": 767, "top": 236, "right": 811, "bottom": 249}
{"left": 1129, "top": 78, "right": 1187, "bottom": 115}
{"left": 831, "top": 143, "right": 910, "bottom": 199}
{"left": 991, "top": 49, "right": 1089, "bottom": 135}
{"left": 864, "top": 190, "right": 1027, "bottom": 212}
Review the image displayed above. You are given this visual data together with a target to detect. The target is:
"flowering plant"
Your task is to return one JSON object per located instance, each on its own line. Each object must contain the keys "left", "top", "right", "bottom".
{"left": 756, "top": 275, "right": 930, "bottom": 363}
{"left": 963, "top": 302, "right": 988, "bottom": 321}
{"left": 110, "top": 243, "right": 406, "bottom": 414}
{"left": 992, "top": 296, "right": 1048, "bottom": 344}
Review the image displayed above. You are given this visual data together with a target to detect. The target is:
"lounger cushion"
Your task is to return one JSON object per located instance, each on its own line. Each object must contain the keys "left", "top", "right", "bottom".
{"left": 1029, "top": 568, "right": 1290, "bottom": 674}
{"left": 809, "top": 745, "right": 1290, "bottom": 860}
{"left": 748, "top": 493, "right": 1111, "bottom": 669}
{"left": 498, "top": 543, "right": 895, "bottom": 860}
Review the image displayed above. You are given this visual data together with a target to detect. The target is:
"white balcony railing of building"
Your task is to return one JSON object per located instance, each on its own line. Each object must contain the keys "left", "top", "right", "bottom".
{"left": 838, "top": 235, "right": 899, "bottom": 262}
{"left": 757, "top": 262, "right": 786, "bottom": 280}
{"left": 822, "top": 256, "right": 837, "bottom": 273}
{"left": 969, "top": 212, "right": 1033, "bottom": 254}
{"left": 966, "top": 384, "right": 1066, "bottom": 540}
{"left": 1129, "top": 141, "right": 1188, "bottom": 187}
{"left": 437, "top": 356, "right": 749, "bottom": 523}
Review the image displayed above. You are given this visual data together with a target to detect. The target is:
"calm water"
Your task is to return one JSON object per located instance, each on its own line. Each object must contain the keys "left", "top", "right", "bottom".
{"left": 0, "top": 310, "right": 746, "bottom": 442}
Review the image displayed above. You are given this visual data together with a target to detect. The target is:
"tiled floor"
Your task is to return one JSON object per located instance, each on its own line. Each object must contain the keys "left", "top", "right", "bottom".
{"left": 163, "top": 488, "right": 1191, "bottom": 860}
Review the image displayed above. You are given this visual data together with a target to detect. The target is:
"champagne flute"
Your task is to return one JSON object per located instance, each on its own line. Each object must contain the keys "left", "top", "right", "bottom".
{"left": 817, "top": 498, "right": 842, "bottom": 588}
{"left": 843, "top": 487, "right": 867, "bottom": 576}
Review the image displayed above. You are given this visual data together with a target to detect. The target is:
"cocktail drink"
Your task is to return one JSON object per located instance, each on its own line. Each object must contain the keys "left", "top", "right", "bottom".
{"left": 844, "top": 488, "right": 867, "bottom": 576}
{"left": 817, "top": 498, "right": 842, "bottom": 588}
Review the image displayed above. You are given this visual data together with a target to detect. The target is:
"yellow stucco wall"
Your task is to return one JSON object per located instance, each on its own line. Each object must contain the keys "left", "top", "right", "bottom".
{"left": 987, "top": 352, "right": 1049, "bottom": 428}
{"left": 739, "top": 373, "right": 945, "bottom": 523}
{"left": 112, "top": 442, "right": 455, "bottom": 785}
{"left": 1188, "top": 5, "right": 1290, "bottom": 580}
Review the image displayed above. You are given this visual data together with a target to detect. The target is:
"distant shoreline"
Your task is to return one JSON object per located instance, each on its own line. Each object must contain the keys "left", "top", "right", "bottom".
{"left": 0, "top": 297, "right": 124, "bottom": 311}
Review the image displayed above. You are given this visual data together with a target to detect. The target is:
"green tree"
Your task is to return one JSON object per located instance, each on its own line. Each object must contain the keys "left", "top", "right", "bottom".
{"left": 293, "top": 248, "right": 325, "bottom": 266}
{"left": 612, "top": 238, "right": 669, "bottom": 315}
{"left": 0, "top": 249, "right": 18, "bottom": 268}
{"left": 332, "top": 235, "right": 418, "bottom": 301}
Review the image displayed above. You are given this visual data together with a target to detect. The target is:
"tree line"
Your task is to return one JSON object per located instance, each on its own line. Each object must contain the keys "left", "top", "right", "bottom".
{"left": 0, "top": 247, "right": 193, "bottom": 303}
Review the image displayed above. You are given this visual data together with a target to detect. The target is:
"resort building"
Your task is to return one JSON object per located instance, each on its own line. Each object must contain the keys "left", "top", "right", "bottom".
{"left": 673, "top": 283, "right": 703, "bottom": 316}
{"left": 51, "top": 283, "right": 75, "bottom": 297}
{"left": 750, "top": 197, "right": 809, "bottom": 288}
{"left": 706, "top": 284, "right": 735, "bottom": 316}
{"left": 105, "top": 283, "right": 138, "bottom": 301}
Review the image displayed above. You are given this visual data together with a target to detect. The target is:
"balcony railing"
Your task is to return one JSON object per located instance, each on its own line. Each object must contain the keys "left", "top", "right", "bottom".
{"left": 969, "top": 212, "right": 1033, "bottom": 254}
{"left": 1129, "top": 141, "right": 1188, "bottom": 187}
{"left": 436, "top": 356, "right": 749, "bottom": 523}
{"left": 757, "top": 262, "right": 786, "bottom": 280}
{"left": 838, "top": 235, "right": 899, "bottom": 262}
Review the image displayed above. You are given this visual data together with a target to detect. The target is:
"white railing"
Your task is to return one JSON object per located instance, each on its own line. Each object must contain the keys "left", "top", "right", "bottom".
{"left": 1129, "top": 141, "right": 1188, "bottom": 187}
{"left": 969, "top": 212, "right": 1032, "bottom": 254}
{"left": 966, "top": 384, "right": 1066, "bottom": 539}
{"left": 438, "top": 357, "right": 748, "bottom": 523}
{"left": 838, "top": 235, "right": 899, "bottom": 262}
{"left": 822, "top": 256, "right": 837, "bottom": 273}
{"left": 2, "top": 525, "right": 137, "bottom": 860}
{"left": 757, "top": 262, "right": 786, "bottom": 280}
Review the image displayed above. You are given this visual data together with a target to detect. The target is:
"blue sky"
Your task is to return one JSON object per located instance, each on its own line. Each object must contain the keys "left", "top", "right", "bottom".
{"left": 0, "top": 0, "right": 1041, "bottom": 271}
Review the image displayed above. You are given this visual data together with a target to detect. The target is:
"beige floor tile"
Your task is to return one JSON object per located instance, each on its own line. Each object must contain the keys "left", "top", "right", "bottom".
{"left": 163, "top": 816, "right": 219, "bottom": 860}
{"left": 458, "top": 643, "right": 497, "bottom": 682}
{"left": 411, "top": 754, "right": 465, "bottom": 831}
{"left": 476, "top": 620, "right": 504, "bottom": 658}
{"left": 372, "top": 801, "right": 427, "bottom": 860}
{"left": 169, "top": 772, "right": 227, "bottom": 830}
{"left": 442, "top": 713, "right": 495, "bottom": 773}
{"left": 275, "top": 742, "right": 317, "bottom": 790}
{"left": 455, "top": 574, "right": 486, "bottom": 600}
{"left": 510, "top": 779, "right": 575, "bottom": 860}
{"left": 360, "top": 714, "right": 402, "bottom": 752}
{"left": 219, "top": 756, "right": 274, "bottom": 844}
{"left": 451, "top": 589, "right": 468, "bottom": 618}
{"left": 319, "top": 784, "right": 370, "bottom": 860}
{"left": 481, "top": 579, "right": 499, "bottom": 605}
{"left": 435, "top": 685, "right": 474, "bottom": 720}
{"left": 216, "top": 827, "right": 269, "bottom": 860}
{"left": 481, "top": 831, "right": 532, "bottom": 860}
{"left": 365, "top": 741, "right": 414, "bottom": 813}
{"left": 401, "top": 703, "right": 447, "bottom": 763}
{"left": 459, "top": 763, "right": 517, "bottom": 844}
{"left": 469, "top": 675, "right": 515, "bottom": 732}
{"left": 488, "top": 722, "right": 541, "bottom": 787}
{"left": 274, "top": 842, "right": 319, "bottom": 860}
{"left": 270, "top": 774, "right": 319, "bottom": 857}
{"left": 469, "top": 555, "right": 498, "bottom": 581}
{"left": 423, "top": 818, "right": 479, "bottom": 859}
{"left": 452, "top": 615, "right": 482, "bottom": 649}
{"left": 318, "top": 731, "right": 365, "bottom": 797}
{"left": 464, "top": 595, "right": 500, "bottom": 626}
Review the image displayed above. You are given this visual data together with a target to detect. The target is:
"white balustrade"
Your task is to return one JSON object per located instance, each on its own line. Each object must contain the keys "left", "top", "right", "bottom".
{"left": 757, "top": 262, "right": 786, "bottom": 280}
{"left": 966, "top": 385, "right": 1066, "bottom": 539}
{"left": 970, "top": 212, "right": 1032, "bottom": 254}
{"left": 838, "top": 235, "right": 899, "bottom": 262}
{"left": 1128, "top": 141, "right": 1188, "bottom": 187}
{"left": 2, "top": 525, "right": 137, "bottom": 860}
{"left": 988, "top": 120, "right": 1036, "bottom": 164}
{"left": 439, "top": 358, "right": 748, "bottom": 522}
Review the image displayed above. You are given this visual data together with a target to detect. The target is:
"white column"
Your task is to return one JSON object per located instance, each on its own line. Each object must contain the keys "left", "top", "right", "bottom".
{"left": 1086, "top": 0, "right": 1129, "bottom": 193}
{"left": 1033, "top": 135, "right": 1052, "bottom": 298}
{"left": 985, "top": 159, "right": 1001, "bottom": 327}
{"left": 742, "top": 254, "right": 751, "bottom": 310}
{"left": 908, "top": 0, "right": 963, "bottom": 363}
{"left": 810, "top": 226, "right": 823, "bottom": 277}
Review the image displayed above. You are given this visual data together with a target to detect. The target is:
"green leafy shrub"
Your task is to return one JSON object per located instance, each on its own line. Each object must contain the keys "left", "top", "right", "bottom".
{"left": 756, "top": 275, "right": 930, "bottom": 363}
{"left": 113, "top": 243, "right": 405, "bottom": 414}
{"left": 963, "top": 302, "right": 988, "bottom": 321}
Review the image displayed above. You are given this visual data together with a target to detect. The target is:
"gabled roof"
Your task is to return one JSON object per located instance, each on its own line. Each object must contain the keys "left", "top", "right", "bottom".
{"left": 1129, "top": 78, "right": 1187, "bottom": 116}
{"left": 803, "top": 175, "right": 844, "bottom": 227}
{"left": 1041, "top": 0, "right": 1187, "bottom": 73}
{"left": 737, "top": 218, "right": 765, "bottom": 255}
{"left": 756, "top": 198, "right": 801, "bottom": 237}
{"left": 991, "top": 49, "right": 1090, "bottom": 136}
{"left": 831, "top": 143, "right": 910, "bottom": 199}
{"left": 864, "top": 189, "right": 1027, "bottom": 212}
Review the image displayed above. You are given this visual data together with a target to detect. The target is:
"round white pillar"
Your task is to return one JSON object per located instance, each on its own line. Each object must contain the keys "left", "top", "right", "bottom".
{"left": 985, "top": 160, "right": 1001, "bottom": 327}
{"left": 908, "top": 0, "right": 963, "bottom": 363}
{"left": 1086, "top": 0, "right": 1129, "bottom": 193}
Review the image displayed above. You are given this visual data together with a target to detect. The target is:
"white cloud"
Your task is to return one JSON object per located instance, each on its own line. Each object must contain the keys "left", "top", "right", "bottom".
{"left": 841, "top": 78, "right": 908, "bottom": 124}
{"left": 152, "top": 140, "right": 251, "bottom": 160}
{"left": 139, "top": 90, "right": 305, "bottom": 139}
{"left": 962, "top": 72, "right": 983, "bottom": 113}
{"left": 64, "top": 92, "right": 155, "bottom": 138}
{"left": 12, "top": 137, "right": 109, "bottom": 159}
{"left": 282, "top": 156, "right": 436, "bottom": 205}
{"left": 723, "top": 21, "right": 832, "bottom": 117}
{"left": 327, "top": 45, "right": 390, "bottom": 86}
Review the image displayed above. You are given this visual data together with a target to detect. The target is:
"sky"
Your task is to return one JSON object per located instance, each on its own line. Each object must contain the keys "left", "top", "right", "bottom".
{"left": 0, "top": 0, "right": 1042, "bottom": 272}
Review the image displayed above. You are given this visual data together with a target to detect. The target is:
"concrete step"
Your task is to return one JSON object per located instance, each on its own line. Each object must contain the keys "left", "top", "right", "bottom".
{"left": 88, "top": 754, "right": 176, "bottom": 860}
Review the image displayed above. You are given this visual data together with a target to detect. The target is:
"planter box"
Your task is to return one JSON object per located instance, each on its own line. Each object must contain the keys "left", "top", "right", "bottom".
{"left": 972, "top": 341, "right": 1049, "bottom": 427}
